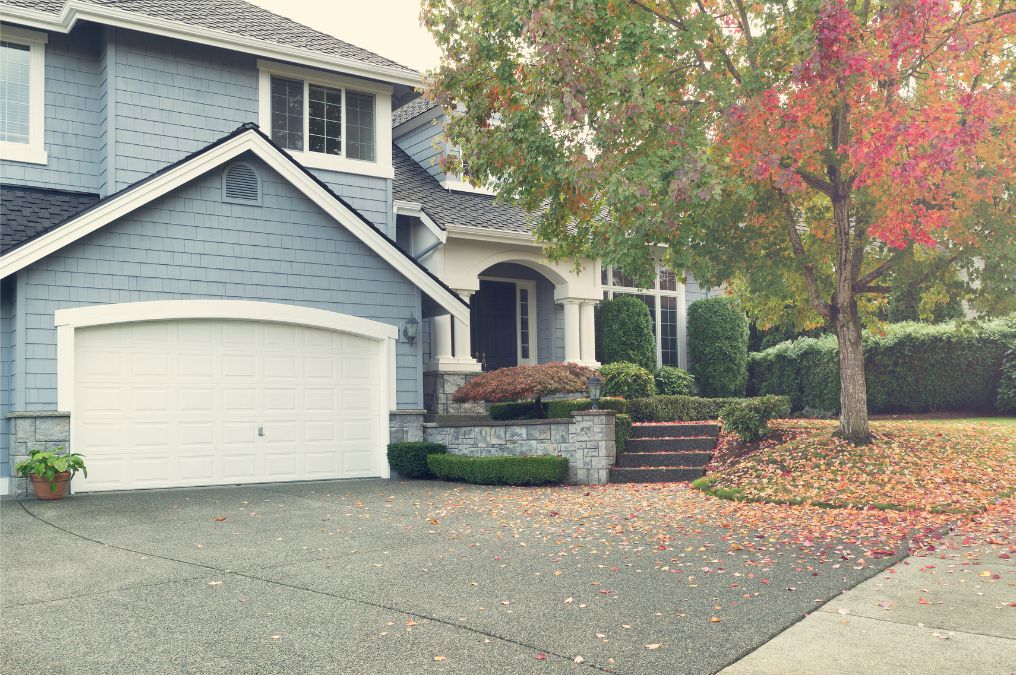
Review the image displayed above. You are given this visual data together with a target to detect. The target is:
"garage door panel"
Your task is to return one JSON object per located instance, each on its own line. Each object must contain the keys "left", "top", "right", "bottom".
{"left": 73, "top": 317, "right": 385, "bottom": 492}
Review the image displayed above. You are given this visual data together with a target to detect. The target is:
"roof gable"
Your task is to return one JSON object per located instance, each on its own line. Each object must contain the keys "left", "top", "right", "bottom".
{"left": 0, "top": 124, "right": 469, "bottom": 322}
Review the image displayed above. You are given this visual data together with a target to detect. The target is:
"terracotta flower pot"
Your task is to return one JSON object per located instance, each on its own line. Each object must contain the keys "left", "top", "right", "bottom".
{"left": 30, "top": 472, "right": 71, "bottom": 500}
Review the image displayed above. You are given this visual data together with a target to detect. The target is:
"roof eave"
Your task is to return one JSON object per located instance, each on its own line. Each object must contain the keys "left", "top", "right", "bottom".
{"left": 0, "top": 1, "right": 422, "bottom": 89}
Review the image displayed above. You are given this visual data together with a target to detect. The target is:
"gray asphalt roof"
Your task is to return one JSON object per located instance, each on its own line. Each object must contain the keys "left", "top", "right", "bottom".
{"left": 0, "top": 186, "right": 101, "bottom": 255}
{"left": 393, "top": 145, "right": 538, "bottom": 235}
{"left": 2, "top": 0, "right": 417, "bottom": 76}
{"left": 392, "top": 97, "right": 440, "bottom": 128}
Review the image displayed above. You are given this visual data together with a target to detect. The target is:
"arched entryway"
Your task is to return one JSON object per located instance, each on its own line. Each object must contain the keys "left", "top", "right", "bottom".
{"left": 471, "top": 262, "right": 559, "bottom": 370}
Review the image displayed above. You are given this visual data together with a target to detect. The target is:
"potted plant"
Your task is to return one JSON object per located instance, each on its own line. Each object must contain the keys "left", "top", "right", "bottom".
{"left": 15, "top": 448, "right": 87, "bottom": 500}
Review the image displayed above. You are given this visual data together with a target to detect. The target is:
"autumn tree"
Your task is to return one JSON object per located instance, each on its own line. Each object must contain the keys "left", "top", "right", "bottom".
{"left": 423, "top": 0, "right": 1015, "bottom": 442}
{"left": 453, "top": 362, "right": 597, "bottom": 416}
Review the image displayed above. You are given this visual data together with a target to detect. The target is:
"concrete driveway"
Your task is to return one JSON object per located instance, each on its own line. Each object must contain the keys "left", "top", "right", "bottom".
{"left": 1, "top": 480, "right": 901, "bottom": 674}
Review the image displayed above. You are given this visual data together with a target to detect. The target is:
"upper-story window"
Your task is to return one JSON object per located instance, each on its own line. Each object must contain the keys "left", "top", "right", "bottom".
{"left": 258, "top": 60, "right": 392, "bottom": 178}
{"left": 0, "top": 26, "right": 47, "bottom": 165}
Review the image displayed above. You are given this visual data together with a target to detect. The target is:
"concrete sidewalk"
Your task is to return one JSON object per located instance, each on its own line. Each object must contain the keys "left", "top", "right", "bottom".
{"left": 723, "top": 542, "right": 1016, "bottom": 674}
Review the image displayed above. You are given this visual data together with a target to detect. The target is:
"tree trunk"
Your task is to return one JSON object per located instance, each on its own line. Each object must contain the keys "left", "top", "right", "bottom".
{"left": 832, "top": 199, "right": 871, "bottom": 443}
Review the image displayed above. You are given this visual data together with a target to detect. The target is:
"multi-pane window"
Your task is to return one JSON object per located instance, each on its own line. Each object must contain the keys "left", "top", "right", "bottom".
{"left": 1, "top": 41, "right": 31, "bottom": 144}
{"left": 270, "top": 76, "right": 304, "bottom": 151}
{"left": 346, "top": 91, "right": 375, "bottom": 161}
{"left": 308, "top": 84, "right": 342, "bottom": 155}
{"left": 601, "top": 265, "right": 683, "bottom": 367}
{"left": 269, "top": 75, "right": 375, "bottom": 161}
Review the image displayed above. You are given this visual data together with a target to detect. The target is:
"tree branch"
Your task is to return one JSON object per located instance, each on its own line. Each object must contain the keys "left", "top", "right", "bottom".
{"left": 693, "top": 0, "right": 744, "bottom": 84}
{"left": 780, "top": 198, "right": 831, "bottom": 320}
{"left": 795, "top": 168, "right": 834, "bottom": 196}
{"left": 731, "top": 0, "right": 758, "bottom": 69}
{"left": 853, "top": 256, "right": 898, "bottom": 291}
{"left": 855, "top": 284, "right": 893, "bottom": 294}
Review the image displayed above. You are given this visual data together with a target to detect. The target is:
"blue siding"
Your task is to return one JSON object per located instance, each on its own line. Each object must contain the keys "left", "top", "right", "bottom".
{"left": 109, "top": 29, "right": 392, "bottom": 234}
{"left": 18, "top": 158, "right": 422, "bottom": 413}
{"left": 395, "top": 118, "right": 445, "bottom": 183}
{"left": 0, "top": 278, "right": 14, "bottom": 478}
{"left": 0, "top": 25, "right": 102, "bottom": 192}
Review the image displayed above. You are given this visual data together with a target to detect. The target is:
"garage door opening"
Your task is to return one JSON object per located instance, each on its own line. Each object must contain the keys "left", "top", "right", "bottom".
{"left": 55, "top": 301, "right": 397, "bottom": 492}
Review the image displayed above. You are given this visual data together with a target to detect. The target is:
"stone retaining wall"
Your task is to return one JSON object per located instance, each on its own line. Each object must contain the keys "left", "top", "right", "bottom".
{"left": 421, "top": 411, "right": 616, "bottom": 484}
{"left": 389, "top": 409, "right": 426, "bottom": 443}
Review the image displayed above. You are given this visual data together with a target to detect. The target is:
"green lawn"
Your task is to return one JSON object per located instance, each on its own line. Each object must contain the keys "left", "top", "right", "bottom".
{"left": 915, "top": 417, "right": 1016, "bottom": 427}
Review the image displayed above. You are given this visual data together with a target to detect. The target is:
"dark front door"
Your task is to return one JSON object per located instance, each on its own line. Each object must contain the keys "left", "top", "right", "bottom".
{"left": 471, "top": 280, "right": 517, "bottom": 370}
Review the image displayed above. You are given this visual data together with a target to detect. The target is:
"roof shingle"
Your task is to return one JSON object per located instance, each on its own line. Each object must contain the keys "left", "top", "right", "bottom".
{"left": 392, "top": 97, "right": 440, "bottom": 128}
{"left": 392, "top": 145, "right": 537, "bottom": 235}
{"left": 1, "top": 186, "right": 101, "bottom": 255}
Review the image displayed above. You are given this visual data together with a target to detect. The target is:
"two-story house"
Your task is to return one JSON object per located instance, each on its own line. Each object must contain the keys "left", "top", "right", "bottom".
{"left": 0, "top": 0, "right": 716, "bottom": 495}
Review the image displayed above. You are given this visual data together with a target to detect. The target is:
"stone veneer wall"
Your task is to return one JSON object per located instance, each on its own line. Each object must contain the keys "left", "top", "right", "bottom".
{"left": 423, "top": 372, "right": 485, "bottom": 415}
{"left": 389, "top": 409, "right": 426, "bottom": 443}
{"left": 421, "top": 410, "right": 616, "bottom": 484}
{"left": 7, "top": 411, "right": 72, "bottom": 495}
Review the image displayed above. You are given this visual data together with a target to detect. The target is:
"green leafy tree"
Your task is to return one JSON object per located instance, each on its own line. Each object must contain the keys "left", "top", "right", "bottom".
{"left": 423, "top": 0, "right": 1015, "bottom": 442}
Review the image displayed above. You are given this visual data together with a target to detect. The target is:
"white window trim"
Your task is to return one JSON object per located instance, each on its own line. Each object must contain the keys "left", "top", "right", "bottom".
{"left": 54, "top": 300, "right": 399, "bottom": 480}
{"left": 478, "top": 275, "right": 538, "bottom": 365}
{"left": 441, "top": 142, "right": 496, "bottom": 195}
{"left": 257, "top": 60, "right": 393, "bottom": 179}
{"left": 0, "top": 25, "right": 48, "bottom": 165}
{"left": 602, "top": 265, "right": 685, "bottom": 369}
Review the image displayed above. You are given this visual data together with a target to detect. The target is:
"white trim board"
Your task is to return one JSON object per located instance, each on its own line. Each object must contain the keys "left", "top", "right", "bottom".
{"left": 0, "top": 128, "right": 470, "bottom": 323}
{"left": 0, "top": 1, "right": 421, "bottom": 88}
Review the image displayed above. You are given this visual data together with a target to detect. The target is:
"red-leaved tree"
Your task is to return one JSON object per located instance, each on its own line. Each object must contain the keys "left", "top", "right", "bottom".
{"left": 453, "top": 362, "right": 597, "bottom": 415}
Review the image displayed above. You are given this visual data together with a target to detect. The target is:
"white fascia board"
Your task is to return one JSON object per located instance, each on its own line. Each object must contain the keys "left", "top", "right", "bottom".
{"left": 0, "top": 1, "right": 422, "bottom": 88}
{"left": 0, "top": 130, "right": 469, "bottom": 323}
{"left": 393, "top": 200, "right": 446, "bottom": 243}
{"left": 445, "top": 224, "right": 539, "bottom": 246}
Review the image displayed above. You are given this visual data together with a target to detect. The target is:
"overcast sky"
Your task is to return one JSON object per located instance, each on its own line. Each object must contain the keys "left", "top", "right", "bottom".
{"left": 248, "top": 0, "right": 442, "bottom": 73}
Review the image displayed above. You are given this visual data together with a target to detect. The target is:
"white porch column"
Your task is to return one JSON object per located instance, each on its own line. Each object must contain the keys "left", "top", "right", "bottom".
{"left": 562, "top": 300, "right": 581, "bottom": 363}
{"left": 453, "top": 290, "right": 477, "bottom": 365}
{"left": 579, "top": 301, "right": 599, "bottom": 367}
{"left": 432, "top": 314, "right": 453, "bottom": 362}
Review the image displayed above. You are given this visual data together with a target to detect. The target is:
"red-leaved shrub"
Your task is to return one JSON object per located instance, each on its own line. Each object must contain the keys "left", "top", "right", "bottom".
{"left": 453, "top": 362, "right": 597, "bottom": 405}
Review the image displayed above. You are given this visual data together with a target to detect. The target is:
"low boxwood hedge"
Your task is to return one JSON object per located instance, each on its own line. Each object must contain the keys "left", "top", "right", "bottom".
{"left": 628, "top": 394, "right": 746, "bottom": 422}
{"left": 489, "top": 397, "right": 628, "bottom": 420}
{"left": 426, "top": 454, "right": 568, "bottom": 486}
{"left": 387, "top": 441, "right": 447, "bottom": 479}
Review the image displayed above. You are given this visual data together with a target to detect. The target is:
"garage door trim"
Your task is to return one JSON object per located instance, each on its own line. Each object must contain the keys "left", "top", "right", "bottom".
{"left": 54, "top": 300, "right": 399, "bottom": 482}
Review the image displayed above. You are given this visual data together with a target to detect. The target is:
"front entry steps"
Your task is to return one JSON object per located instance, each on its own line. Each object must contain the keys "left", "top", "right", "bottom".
{"left": 609, "top": 422, "right": 719, "bottom": 483}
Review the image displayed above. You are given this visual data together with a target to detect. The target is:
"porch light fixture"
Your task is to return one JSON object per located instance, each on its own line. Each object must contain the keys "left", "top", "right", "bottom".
{"left": 403, "top": 315, "right": 419, "bottom": 344}
{"left": 587, "top": 375, "right": 602, "bottom": 410}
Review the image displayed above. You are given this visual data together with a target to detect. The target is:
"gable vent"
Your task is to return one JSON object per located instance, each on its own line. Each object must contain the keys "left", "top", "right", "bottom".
{"left": 222, "top": 162, "right": 261, "bottom": 205}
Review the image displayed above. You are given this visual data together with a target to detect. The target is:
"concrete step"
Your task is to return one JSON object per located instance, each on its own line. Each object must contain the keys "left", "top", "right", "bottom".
{"left": 608, "top": 466, "right": 707, "bottom": 483}
{"left": 616, "top": 451, "right": 713, "bottom": 468}
{"left": 626, "top": 436, "right": 716, "bottom": 452}
{"left": 631, "top": 423, "right": 719, "bottom": 439}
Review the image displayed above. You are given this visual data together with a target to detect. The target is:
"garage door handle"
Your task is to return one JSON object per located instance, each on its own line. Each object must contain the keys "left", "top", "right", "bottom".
{"left": 258, "top": 426, "right": 264, "bottom": 437}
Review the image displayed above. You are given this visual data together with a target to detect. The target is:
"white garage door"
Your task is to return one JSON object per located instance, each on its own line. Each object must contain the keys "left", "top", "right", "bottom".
{"left": 72, "top": 318, "right": 384, "bottom": 492}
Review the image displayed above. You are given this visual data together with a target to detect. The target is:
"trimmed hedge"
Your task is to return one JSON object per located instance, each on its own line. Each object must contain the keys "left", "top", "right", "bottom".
{"left": 596, "top": 295, "right": 657, "bottom": 371}
{"left": 719, "top": 395, "right": 792, "bottom": 442}
{"left": 997, "top": 346, "right": 1016, "bottom": 414}
{"left": 615, "top": 413, "right": 633, "bottom": 454}
{"left": 628, "top": 394, "right": 749, "bottom": 422}
{"left": 387, "top": 442, "right": 448, "bottom": 479}
{"left": 426, "top": 454, "right": 568, "bottom": 486}
{"left": 489, "top": 397, "right": 628, "bottom": 421}
{"left": 687, "top": 297, "right": 749, "bottom": 397}
{"left": 488, "top": 400, "right": 545, "bottom": 420}
{"left": 600, "top": 361, "right": 656, "bottom": 400}
{"left": 749, "top": 315, "right": 1016, "bottom": 413}
{"left": 655, "top": 366, "right": 696, "bottom": 395}
{"left": 546, "top": 397, "right": 629, "bottom": 417}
